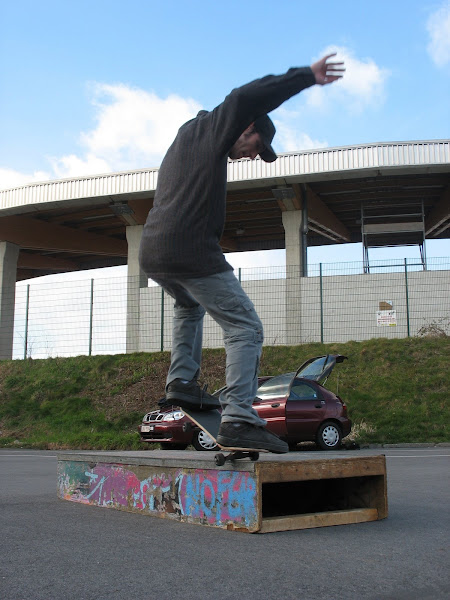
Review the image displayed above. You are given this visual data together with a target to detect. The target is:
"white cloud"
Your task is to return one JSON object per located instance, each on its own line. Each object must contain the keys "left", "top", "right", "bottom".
{"left": 1, "top": 83, "right": 203, "bottom": 189}
{"left": 0, "top": 167, "right": 51, "bottom": 191}
{"left": 54, "top": 83, "right": 202, "bottom": 177}
{"left": 273, "top": 108, "right": 328, "bottom": 153}
{"left": 305, "top": 46, "right": 390, "bottom": 113}
{"left": 50, "top": 153, "right": 112, "bottom": 179}
{"left": 426, "top": 1, "right": 450, "bottom": 67}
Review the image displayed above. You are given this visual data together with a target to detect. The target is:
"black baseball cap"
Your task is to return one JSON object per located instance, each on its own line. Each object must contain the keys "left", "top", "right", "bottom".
{"left": 254, "top": 114, "right": 277, "bottom": 162}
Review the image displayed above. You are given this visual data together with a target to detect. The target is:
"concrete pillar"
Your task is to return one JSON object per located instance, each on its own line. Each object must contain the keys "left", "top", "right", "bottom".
{"left": 126, "top": 226, "right": 148, "bottom": 353}
{"left": 0, "top": 242, "right": 20, "bottom": 360}
{"left": 282, "top": 210, "right": 307, "bottom": 345}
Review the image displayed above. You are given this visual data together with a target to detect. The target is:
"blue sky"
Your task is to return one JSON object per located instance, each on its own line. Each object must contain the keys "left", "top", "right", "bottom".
{"left": 1, "top": 0, "right": 449, "bottom": 273}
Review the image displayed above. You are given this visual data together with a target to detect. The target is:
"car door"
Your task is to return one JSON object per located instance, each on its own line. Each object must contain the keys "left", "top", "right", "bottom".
{"left": 285, "top": 378, "right": 326, "bottom": 440}
{"left": 252, "top": 374, "right": 291, "bottom": 438}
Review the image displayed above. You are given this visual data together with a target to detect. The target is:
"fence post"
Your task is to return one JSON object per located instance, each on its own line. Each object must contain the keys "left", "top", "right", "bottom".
{"left": 404, "top": 258, "right": 410, "bottom": 337}
{"left": 23, "top": 284, "right": 30, "bottom": 359}
{"left": 238, "top": 268, "right": 242, "bottom": 283}
{"left": 88, "top": 279, "right": 94, "bottom": 356}
{"left": 319, "top": 264, "right": 324, "bottom": 343}
{"left": 160, "top": 287, "right": 165, "bottom": 352}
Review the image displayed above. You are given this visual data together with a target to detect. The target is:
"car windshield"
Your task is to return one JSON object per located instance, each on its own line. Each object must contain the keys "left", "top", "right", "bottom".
{"left": 256, "top": 373, "right": 294, "bottom": 400}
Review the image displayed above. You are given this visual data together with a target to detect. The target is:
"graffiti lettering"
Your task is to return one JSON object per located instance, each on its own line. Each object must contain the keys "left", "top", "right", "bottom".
{"left": 179, "top": 470, "right": 257, "bottom": 527}
{"left": 59, "top": 462, "right": 258, "bottom": 529}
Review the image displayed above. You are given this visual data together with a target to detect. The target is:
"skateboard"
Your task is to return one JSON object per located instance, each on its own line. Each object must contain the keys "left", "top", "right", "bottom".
{"left": 181, "top": 407, "right": 266, "bottom": 466}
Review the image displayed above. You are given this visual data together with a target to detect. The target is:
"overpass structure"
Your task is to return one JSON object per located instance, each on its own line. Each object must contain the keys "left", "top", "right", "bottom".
{"left": 0, "top": 139, "right": 449, "bottom": 359}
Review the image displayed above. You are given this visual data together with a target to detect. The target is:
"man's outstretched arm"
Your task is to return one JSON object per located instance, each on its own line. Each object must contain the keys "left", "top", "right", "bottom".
{"left": 212, "top": 52, "right": 345, "bottom": 154}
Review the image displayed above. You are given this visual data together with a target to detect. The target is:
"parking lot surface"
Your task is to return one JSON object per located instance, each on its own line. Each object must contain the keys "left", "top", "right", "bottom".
{"left": 1, "top": 448, "right": 449, "bottom": 600}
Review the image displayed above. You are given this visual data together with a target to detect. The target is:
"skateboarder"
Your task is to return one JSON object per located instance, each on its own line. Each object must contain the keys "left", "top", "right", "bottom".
{"left": 139, "top": 53, "right": 344, "bottom": 454}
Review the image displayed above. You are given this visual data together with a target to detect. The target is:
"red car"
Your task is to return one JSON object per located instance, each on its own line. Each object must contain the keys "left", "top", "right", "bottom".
{"left": 138, "top": 354, "right": 351, "bottom": 451}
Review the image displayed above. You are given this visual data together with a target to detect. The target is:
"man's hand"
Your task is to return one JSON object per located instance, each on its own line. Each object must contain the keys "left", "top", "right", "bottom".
{"left": 311, "top": 53, "right": 345, "bottom": 85}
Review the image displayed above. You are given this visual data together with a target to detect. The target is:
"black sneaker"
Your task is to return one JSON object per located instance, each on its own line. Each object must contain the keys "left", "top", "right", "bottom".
{"left": 165, "top": 379, "right": 221, "bottom": 411}
{"left": 157, "top": 396, "right": 172, "bottom": 408}
{"left": 217, "top": 422, "right": 289, "bottom": 454}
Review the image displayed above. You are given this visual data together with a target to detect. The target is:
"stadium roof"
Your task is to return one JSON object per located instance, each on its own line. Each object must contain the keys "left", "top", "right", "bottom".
{"left": 0, "top": 140, "right": 448, "bottom": 280}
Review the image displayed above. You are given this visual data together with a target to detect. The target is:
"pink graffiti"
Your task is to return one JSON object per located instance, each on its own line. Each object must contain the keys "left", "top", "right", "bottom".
{"left": 80, "top": 465, "right": 173, "bottom": 511}
{"left": 62, "top": 463, "right": 257, "bottom": 528}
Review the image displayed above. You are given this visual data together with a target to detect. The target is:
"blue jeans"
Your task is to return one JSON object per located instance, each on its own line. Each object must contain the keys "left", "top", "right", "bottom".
{"left": 151, "top": 270, "right": 266, "bottom": 426}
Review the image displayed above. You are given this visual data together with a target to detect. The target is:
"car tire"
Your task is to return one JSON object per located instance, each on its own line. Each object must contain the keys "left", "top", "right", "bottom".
{"left": 192, "top": 430, "right": 219, "bottom": 451}
{"left": 316, "top": 421, "right": 342, "bottom": 450}
{"left": 160, "top": 442, "right": 189, "bottom": 450}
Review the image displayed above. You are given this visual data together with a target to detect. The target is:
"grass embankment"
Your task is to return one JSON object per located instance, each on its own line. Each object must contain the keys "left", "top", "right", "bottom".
{"left": 0, "top": 336, "right": 448, "bottom": 450}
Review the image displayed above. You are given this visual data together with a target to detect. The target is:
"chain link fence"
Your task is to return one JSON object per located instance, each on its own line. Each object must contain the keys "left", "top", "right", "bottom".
{"left": 11, "top": 257, "right": 450, "bottom": 359}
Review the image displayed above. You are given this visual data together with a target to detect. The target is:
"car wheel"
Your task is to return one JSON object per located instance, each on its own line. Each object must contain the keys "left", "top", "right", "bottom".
{"left": 316, "top": 421, "right": 342, "bottom": 450}
{"left": 192, "top": 430, "right": 219, "bottom": 451}
{"left": 160, "top": 442, "right": 189, "bottom": 450}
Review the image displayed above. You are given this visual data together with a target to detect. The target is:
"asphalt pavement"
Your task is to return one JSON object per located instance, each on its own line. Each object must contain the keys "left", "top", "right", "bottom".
{"left": 1, "top": 447, "right": 449, "bottom": 600}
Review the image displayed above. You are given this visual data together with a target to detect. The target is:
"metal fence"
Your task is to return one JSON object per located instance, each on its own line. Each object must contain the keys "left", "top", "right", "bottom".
{"left": 12, "top": 257, "right": 450, "bottom": 359}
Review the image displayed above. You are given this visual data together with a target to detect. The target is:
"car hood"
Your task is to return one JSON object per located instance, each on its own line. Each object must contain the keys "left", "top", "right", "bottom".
{"left": 294, "top": 354, "right": 348, "bottom": 385}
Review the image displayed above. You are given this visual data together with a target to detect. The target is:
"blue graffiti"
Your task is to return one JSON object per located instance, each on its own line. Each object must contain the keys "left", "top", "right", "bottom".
{"left": 132, "top": 474, "right": 172, "bottom": 511}
{"left": 84, "top": 471, "right": 107, "bottom": 502}
{"left": 181, "top": 470, "right": 257, "bottom": 526}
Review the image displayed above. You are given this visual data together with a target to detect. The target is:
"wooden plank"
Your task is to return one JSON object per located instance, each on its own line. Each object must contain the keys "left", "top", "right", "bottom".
{"left": 57, "top": 453, "right": 388, "bottom": 533}
{"left": 258, "top": 456, "right": 386, "bottom": 484}
{"left": 259, "top": 508, "right": 379, "bottom": 533}
{"left": 58, "top": 458, "right": 260, "bottom": 532}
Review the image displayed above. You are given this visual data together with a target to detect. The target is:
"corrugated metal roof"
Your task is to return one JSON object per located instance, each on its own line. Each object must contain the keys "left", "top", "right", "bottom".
{"left": 1, "top": 140, "right": 449, "bottom": 212}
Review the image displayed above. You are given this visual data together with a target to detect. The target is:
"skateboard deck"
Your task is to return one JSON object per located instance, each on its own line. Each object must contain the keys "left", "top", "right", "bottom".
{"left": 181, "top": 406, "right": 267, "bottom": 465}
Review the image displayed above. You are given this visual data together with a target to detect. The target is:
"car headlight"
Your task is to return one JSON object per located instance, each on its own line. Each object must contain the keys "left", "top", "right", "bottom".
{"left": 162, "top": 411, "right": 184, "bottom": 422}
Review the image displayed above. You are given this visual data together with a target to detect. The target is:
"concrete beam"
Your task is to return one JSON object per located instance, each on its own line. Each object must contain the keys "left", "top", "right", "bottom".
{"left": 300, "top": 185, "right": 351, "bottom": 242}
{"left": 0, "top": 242, "right": 19, "bottom": 360}
{"left": 425, "top": 186, "right": 450, "bottom": 236}
{"left": 282, "top": 210, "right": 306, "bottom": 274}
{"left": 273, "top": 186, "right": 301, "bottom": 212}
{"left": 220, "top": 235, "right": 238, "bottom": 251}
{"left": 0, "top": 215, "right": 128, "bottom": 256}
{"left": 282, "top": 210, "right": 306, "bottom": 345}
{"left": 127, "top": 198, "right": 153, "bottom": 225}
{"left": 17, "top": 252, "right": 78, "bottom": 272}
{"left": 126, "top": 225, "right": 148, "bottom": 353}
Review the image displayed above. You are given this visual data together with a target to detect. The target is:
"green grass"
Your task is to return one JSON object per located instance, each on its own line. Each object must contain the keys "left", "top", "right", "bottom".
{"left": 0, "top": 336, "right": 448, "bottom": 449}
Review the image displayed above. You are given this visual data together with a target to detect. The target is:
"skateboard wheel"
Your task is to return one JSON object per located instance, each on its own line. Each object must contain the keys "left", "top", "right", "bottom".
{"left": 182, "top": 422, "right": 192, "bottom": 433}
{"left": 215, "top": 453, "right": 225, "bottom": 466}
{"left": 250, "top": 452, "right": 259, "bottom": 461}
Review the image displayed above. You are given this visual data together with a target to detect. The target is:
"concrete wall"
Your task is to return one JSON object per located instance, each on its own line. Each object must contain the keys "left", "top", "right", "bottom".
{"left": 138, "top": 269, "right": 450, "bottom": 351}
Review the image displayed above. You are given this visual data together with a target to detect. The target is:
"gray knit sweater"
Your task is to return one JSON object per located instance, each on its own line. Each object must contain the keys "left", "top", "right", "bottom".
{"left": 139, "top": 67, "right": 315, "bottom": 279}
